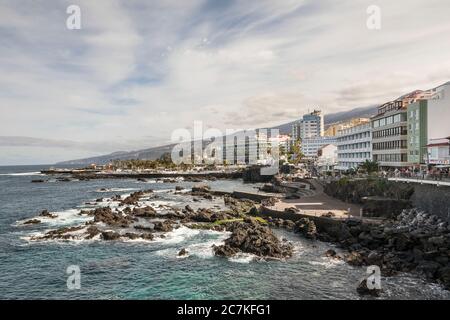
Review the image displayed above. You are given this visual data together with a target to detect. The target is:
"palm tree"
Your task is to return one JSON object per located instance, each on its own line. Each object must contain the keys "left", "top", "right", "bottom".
{"left": 360, "top": 160, "right": 379, "bottom": 174}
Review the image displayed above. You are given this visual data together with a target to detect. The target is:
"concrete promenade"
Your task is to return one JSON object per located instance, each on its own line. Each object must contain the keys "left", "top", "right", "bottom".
{"left": 388, "top": 177, "right": 450, "bottom": 187}
{"left": 270, "top": 179, "right": 364, "bottom": 220}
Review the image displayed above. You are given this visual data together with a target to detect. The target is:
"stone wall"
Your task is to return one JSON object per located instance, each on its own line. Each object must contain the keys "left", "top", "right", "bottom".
{"left": 408, "top": 183, "right": 450, "bottom": 222}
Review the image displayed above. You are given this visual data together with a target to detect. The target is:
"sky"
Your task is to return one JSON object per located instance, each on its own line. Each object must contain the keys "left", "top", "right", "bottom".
{"left": 1, "top": 0, "right": 450, "bottom": 165}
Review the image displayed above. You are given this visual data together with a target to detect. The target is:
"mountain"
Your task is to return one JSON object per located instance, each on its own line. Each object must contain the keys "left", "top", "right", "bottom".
{"left": 57, "top": 104, "right": 377, "bottom": 165}
{"left": 272, "top": 104, "right": 377, "bottom": 135}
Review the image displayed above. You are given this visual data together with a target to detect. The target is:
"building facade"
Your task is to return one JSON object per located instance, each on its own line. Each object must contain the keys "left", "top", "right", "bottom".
{"left": 426, "top": 138, "right": 450, "bottom": 165}
{"left": 426, "top": 82, "right": 450, "bottom": 144}
{"left": 317, "top": 144, "right": 338, "bottom": 172}
{"left": 301, "top": 136, "right": 337, "bottom": 159}
{"left": 336, "top": 122, "right": 372, "bottom": 171}
{"left": 324, "top": 118, "right": 369, "bottom": 137}
{"left": 407, "top": 100, "right": 428, "bottom": 165}
{"left": 407, "top": 83, "right": 450, "bottom": 166}
{"left": 291, "top": 110, "right": 324, "bottom": 141}
{"left": 371, "top": 100, "right": 409, "bottom": 168}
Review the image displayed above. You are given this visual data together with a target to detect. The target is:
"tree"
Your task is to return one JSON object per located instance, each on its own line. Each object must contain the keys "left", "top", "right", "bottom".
{"left": 360, "top": 160, "right": 379, "bottom": 174}
{"left": 288, "top": 139, "right": 304, "bottom": 165}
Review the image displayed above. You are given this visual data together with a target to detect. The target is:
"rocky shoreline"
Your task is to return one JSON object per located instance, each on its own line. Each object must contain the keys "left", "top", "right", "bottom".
{"left": 265, "top": 209, "right": 450, "bottom": 291}
{"left": 18, "top": 180, "right": 450, "bottom": 294}
{"left": 21, "top": 184, "right": 293, "bottom": 261}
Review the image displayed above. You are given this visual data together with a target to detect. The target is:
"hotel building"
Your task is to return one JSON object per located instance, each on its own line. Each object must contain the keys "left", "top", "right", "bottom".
{"left": 291, "top": 110, "right": 324, "bottom": 141}
{"left": 371, "top": 100, "right": 409, "bottom": 168}
{"left": 301, "top": 136, "right": 337, "bottom": 159}
{"left": 336, "top": 122, "right": 372, "bottom": 171}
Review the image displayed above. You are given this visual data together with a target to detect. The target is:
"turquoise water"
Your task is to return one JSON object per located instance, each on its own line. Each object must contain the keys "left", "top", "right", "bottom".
{"left": 0, "top": 165, "right": 449, "bottom": 300}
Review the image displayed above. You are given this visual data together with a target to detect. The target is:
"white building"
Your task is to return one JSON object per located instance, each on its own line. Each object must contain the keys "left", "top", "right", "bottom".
{"left": 427, "top": 82, "right": 450, "bottom": 142}
{"left": 317, "top": 144, "right": 338, "bottom": 172}
{"left": 336, "top": 123, "right": 372, "bottom": 171}
{"left": 301, "top": 136, "right": 337, "bottom": 159}
{"left": 291, "top": 110, "right": 324, "bottom": 141}
{"left": 219, "top": 130, "right": 269, "bottom": 165}
{"left": 425, "top": 138, "right": 450, "bottom": 165}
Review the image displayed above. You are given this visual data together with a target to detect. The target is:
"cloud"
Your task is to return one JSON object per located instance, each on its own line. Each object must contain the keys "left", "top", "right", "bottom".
{"left": 1, "top": 0, "right": 450, "bottom": 164}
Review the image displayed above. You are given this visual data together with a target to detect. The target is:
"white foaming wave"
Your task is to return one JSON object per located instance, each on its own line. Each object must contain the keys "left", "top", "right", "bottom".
{"left": 153, "top": 226, "right": 200, "bottom": 245}
{"left": 138, "top": 200, "right": 176, "bottom": 211}
{"left": 95, "top": 188, "right": 139, "bottom": 193}
{"left": 0, "top": 172, "right": 43, "bottom": 176}
{"left": 43, "top": 208, "right": 92, "bottom": 226}
{"left": 186, "top": 231, "right": 230, "bottom": 259}
{"left": 20, "top": 226, "right": 95, "bottom": 243}
{"left": 135, "top": 180, "right": 157, "bottom": 184}
{"left": 16, "top": 208, "right": 92, "bottom": 227}
{"left": 228, "top": 253, "right": 257, "bottom": 264}
{"left": 153, "top": 189, "right": 173, "bottom": 193}
{"left": 308, "top": 257, "right": 344, "bottom": 268}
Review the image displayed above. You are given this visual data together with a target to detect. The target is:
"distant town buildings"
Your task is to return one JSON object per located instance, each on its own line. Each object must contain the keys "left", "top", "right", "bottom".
{"left": 324, "top": 118, "right": 369, "bottom": 137}
{"left": 194, "top": 82, "right": 450, "bottom": 171}
{"left": 336, "top": 122, "right": 372, "bottom": 171}
{"left": 291, "top": 110, "right": 324, "bottom": 141}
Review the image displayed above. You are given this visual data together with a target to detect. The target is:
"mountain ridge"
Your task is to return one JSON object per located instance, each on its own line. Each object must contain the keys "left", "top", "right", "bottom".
{"left": 57, "top": 104, "right": 377, "bottom": 165}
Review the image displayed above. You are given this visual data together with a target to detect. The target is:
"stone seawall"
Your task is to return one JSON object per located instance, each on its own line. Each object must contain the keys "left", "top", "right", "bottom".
{"left": 407, "top": 183, "right": 450, "bottom": 222}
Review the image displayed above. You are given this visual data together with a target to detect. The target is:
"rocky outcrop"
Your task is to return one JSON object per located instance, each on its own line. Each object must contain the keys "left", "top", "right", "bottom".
{"left": 38, "top": 225, "right": 85, "bottom": 240}
{"left": 242, "top": 166, "right": 274, "bottom": 183}
{"left": 153, "top": 220, "right": 174, "bottom": 232}
{"left": 319, "top": 209, "right": 450, "bottom": 289}
{"left": 90, "top": 207, "right": 135, "bottom": 227}
{"left": 119, "top": 190, "right": 153, "bottom": 206}
{"left": 131, "top": 206, "right": 157, "bottom": 218}
{"left": 261, "top": 197, "right": 279, "bottom": 207}
{"left": 224, "top": 196, "right": 256, "bottom": 215}
{"left": 23, "top": 219, "right": 41, "bottom": 225}
{"left": 268, "top": 218, "right": 295, "bottom": 231}
{"left": 357, "top": 278, "right": 381, "bottom": 297}
{"left": 294, "top": 218, "right": 317, "bottom": 240}
{"left": 101, "top": 231, "right": 121, "bottom": 241}
{"left": 39, "top": 210, "right": 57, "bottom": 218}
{"left": 213, "top": 218, "right": 293, "bottom": 259}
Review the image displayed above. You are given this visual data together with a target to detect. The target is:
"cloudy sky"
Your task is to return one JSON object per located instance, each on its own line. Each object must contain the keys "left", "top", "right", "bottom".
{"left": 1, "top": 0, "right": 450, "bottom": 165}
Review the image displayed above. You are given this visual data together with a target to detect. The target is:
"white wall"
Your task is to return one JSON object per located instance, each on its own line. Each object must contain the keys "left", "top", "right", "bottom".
{"left": 428, "top": 84, "right": 450, "bottom": 141}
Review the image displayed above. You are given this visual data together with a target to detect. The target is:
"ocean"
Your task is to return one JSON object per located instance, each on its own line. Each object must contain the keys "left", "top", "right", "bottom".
{"left": 0, "top": 165, "right": 448, "bottom": 300}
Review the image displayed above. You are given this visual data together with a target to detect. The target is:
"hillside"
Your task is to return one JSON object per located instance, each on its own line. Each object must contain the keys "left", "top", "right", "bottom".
{"left": 57, "top": 104, "right": 377, "bottom": 165}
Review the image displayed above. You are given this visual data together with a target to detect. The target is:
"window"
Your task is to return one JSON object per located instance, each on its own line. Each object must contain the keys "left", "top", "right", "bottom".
{"left": 386, "top": 116, "right": 393, "bottom": 125}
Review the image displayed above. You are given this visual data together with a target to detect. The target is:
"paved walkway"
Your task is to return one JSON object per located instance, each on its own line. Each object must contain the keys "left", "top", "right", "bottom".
{"left": 388, "top": 177, "right": 450, "bottom": 186}
{"left": 270, "top": 179, "right": 363, "bottom": 220}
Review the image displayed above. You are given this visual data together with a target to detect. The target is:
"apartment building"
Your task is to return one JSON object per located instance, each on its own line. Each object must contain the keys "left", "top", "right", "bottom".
{"left": 336, "top": 122, "right": 372, "bottom": 171}
{"left": 371, "top": 100, "right": 409, "bottom": 168}
{"left": 407, "top": 82, "right": 450, "bottom": 166}
{"left": 291, "top": 110, "right": 324, "bottom": 141}
{"left": 324, "top": 118, "right": 369, "bottom": 137}
{"left": 301, "top": 136, "right": 337, "bottom": 159}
